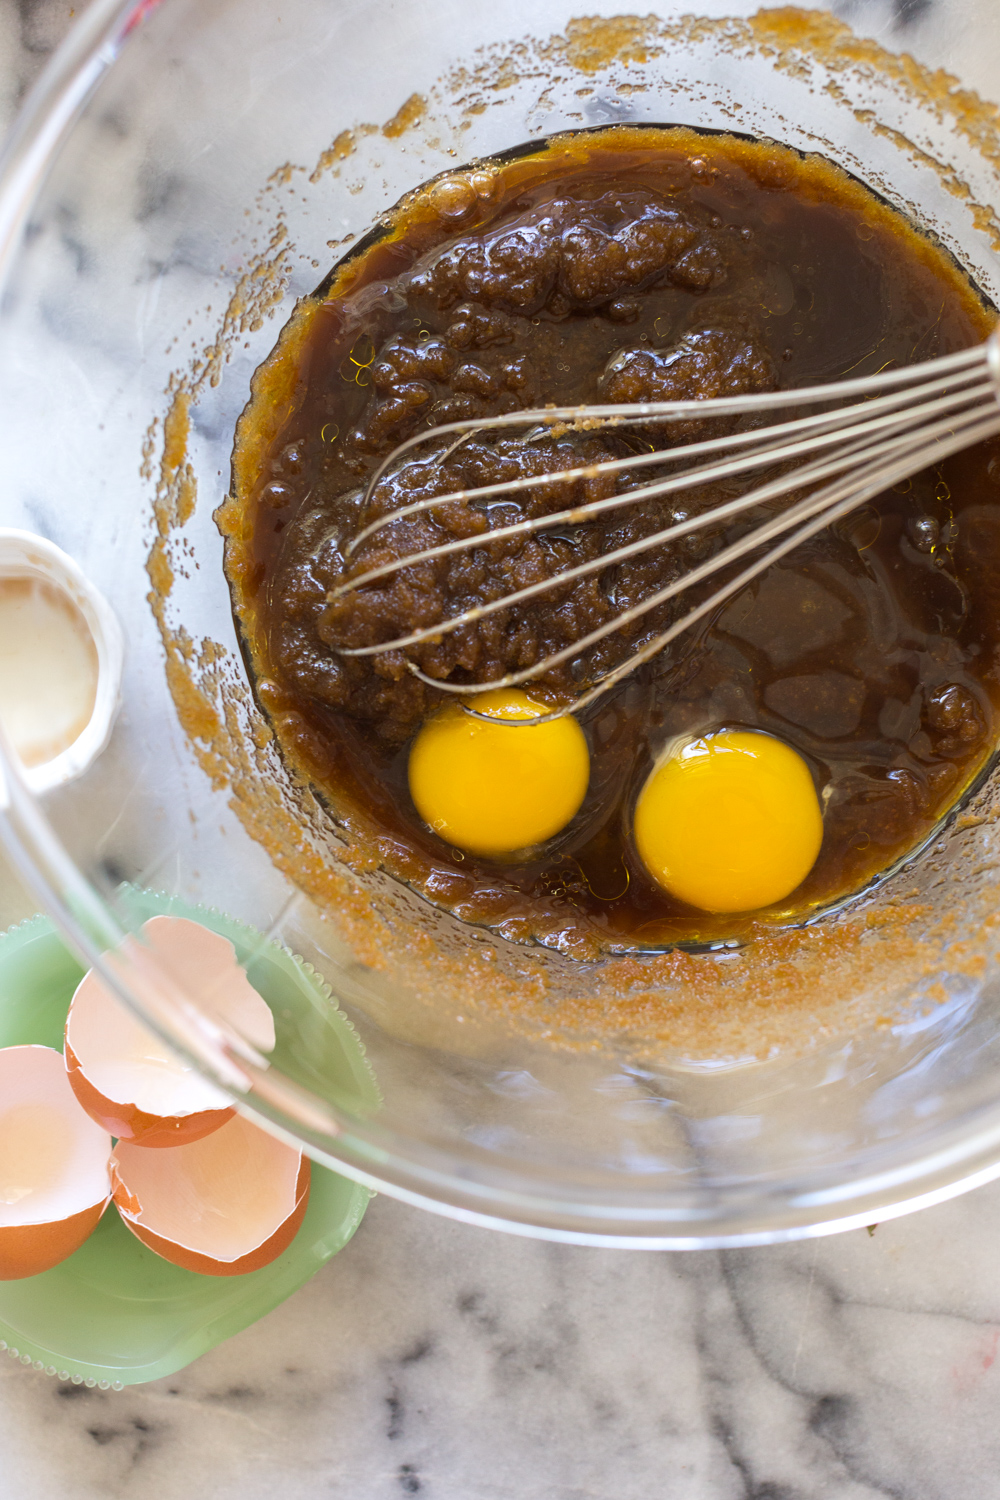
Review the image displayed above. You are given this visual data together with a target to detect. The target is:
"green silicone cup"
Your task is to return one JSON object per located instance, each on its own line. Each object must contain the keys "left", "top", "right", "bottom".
{"left": 0, "top": 896, "right": 377, "bottom": 1387}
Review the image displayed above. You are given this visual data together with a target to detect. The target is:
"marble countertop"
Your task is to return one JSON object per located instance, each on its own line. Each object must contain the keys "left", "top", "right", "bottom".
{"left": 4, "top": 2, "right": 1000, "bottom": 1497}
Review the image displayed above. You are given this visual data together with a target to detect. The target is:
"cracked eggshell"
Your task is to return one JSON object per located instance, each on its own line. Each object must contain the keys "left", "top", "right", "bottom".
{"left": 0, "top": 1045, "right": 113, "bottom": 1280}
{"left": 65, "top": 915, "right": 276, "bottom": 1148}
{"left": 110, "top": 1113, "right": 310, "bottom": 1276}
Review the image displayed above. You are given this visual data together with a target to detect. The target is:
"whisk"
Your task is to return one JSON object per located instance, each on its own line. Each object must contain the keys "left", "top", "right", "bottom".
{"left": 329, "top": 330, "right": 1000, "bottom": 724}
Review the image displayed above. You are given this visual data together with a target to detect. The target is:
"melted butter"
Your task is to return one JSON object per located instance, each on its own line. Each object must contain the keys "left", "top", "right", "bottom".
{"left": 0, "top": 576, "right": 99, "bottom": 768}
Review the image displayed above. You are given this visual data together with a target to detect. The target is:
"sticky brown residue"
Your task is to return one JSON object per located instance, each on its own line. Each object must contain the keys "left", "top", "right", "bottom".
{"left": 310, "top": 129, "right": 358, "bottom": 183}
{"left": 140, "top": 420, "right": 157, "bottom": 483}
{"left": 383, "top": 93, "right": 428, "bottom": 138}
{"left": 202, "top": 221, "right": 293, "bottom": 396}
{"left": 163, "top": 637, "right": 222, "bottom": 749}
{"left": 455, "top": 6, "right": 1000, "bottom": 257}
{"left": 161, "top": 387, "right": 189, "bottom": 478}
{"left": 148, "top": 385, "right": 198, "bottom": 551}
{"left": 145, "top": 206, "right": 295, "bottom": 750}
{"left": 268, "top": 162, "right": 298, "bottom": 187}
{"left": 559, "top": 13, "right": 660, "bottom": 73}
{"left": 143, "top": 7, "right": 1000, "bottom": 1063}
{"left": 145, "top": 536, "right": 174, "bottom": 600}
{"left": 719, "top": 9, "right": 1000, "bottom": 244}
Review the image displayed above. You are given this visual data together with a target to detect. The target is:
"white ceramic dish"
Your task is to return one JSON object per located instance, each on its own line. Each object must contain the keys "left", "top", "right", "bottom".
{"left": 0, "top": 529, "right": 123, "bottom": 794}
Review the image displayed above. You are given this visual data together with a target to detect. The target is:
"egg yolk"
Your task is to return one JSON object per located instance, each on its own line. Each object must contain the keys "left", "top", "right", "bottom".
{"left": 633, "top": 729, "right": 823, "bottom": 914}
{"left": 408, "top": 688, "right": 590, "bottom": 856}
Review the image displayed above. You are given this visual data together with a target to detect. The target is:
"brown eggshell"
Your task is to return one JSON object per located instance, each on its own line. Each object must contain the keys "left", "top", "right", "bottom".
{"left": 113, "top": 1159, "right": 310, "bottom": 1277}
{"left": 0, "top": 1045, "right": 112, "bottom": 1280}
{"left": 64, "top": 1038, "right": 234, "bottom": 1147}
{"left": 110, "top": 1113, "right": 310, "bottom": 1277}
{"left": 64, "top": 915, "right": 275, "bottom": 1148}
{"left": 0, "top": 1201, "right": 107, "bottom": 1281}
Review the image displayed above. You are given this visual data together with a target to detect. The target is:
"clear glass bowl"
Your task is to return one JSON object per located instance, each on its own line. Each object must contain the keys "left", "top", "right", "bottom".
{"left": 4, "top": 0, "right": 1000, "bottom": 1247}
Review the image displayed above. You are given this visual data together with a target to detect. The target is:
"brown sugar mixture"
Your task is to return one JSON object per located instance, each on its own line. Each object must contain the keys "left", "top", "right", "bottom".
{"left": 223, "top": 126, "right": 1000, "bottom": 955}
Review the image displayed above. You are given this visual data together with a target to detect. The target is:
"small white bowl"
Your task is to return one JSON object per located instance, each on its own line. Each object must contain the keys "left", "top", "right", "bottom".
{"left": 0, "top": 530, "right": 124, "bottom": 795}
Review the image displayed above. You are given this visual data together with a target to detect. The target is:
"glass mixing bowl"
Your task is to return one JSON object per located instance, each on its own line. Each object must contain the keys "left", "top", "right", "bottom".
{"left": 3, "top": 0, "right": 1000, "bottom": 1247}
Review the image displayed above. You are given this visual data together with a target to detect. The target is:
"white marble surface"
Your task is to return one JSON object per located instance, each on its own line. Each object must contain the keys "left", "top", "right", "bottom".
{"left": 5, "top": 2, "right": 1000, "bottom": 1497}
{"left": 7, "top": 1182, "right": 1000, "bottom": 1499}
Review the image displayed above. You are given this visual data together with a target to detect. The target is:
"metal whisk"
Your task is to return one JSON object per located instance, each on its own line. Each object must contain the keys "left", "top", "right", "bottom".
{"left": 329, "top": 330, "right": 1000, "bottom": 723}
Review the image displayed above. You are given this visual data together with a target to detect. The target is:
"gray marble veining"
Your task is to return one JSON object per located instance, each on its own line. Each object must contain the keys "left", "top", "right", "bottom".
{"left": 6, "top": 1187, "right": 1000, "bottom": 1500}
{"left": 5, "top": 2, "right": 1000, "bottom": 1497}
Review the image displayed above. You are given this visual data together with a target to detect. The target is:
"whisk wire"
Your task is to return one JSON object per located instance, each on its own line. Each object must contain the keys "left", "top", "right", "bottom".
{"left": 456, "top": 406, "right": 1000, "bottom": 725}
{"left": 328, "top": 332, "right": 1000, "bottom": 723}
{"left": 346, "top": 340, "right": 995, "bottom": 558}
{"left": 334, "top": 376, "right": 996, "bottom": 641}
{"left": 336, "top": 401, "right": 979, "bottom": 661}
{"left": 338, "top": 366, "right": 995, "bottom": 591}
{"left": 354, "top": 337, "right": 993, "bottom": 532}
